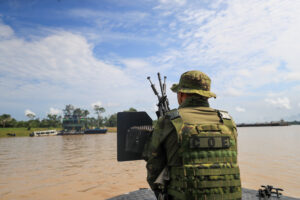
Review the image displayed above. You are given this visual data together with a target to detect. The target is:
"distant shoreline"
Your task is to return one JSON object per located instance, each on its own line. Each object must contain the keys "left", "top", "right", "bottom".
{"left": 237, "top": 119, "right": 300, "bottom": 127}
{"left": 0, "top": 127, "right": 117, "bottom": 137}
{"left": 237, "top": 121, "right": 289, "bottom": 127}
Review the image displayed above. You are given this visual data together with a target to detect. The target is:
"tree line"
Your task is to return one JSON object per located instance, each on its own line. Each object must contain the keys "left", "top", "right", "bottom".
{"left": 0, "top": 113, "right": 62, "bottom": 129}
{"left": 0, "top": 105, "right": 137, "bottom": 129}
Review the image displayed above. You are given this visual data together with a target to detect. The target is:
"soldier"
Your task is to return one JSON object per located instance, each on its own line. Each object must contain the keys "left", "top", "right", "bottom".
{"left": 144, "top": 70, "right": 242, "bottom": 200}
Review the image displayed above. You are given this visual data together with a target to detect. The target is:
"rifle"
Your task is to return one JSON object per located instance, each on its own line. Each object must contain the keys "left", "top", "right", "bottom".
{"left": 117, "top": 72, "right": 171, "bottom": 161}
{"left": 117, "top": 73, "right": 171, "bottom": 199}
{"left": 147, "top": 72, "right": 170, "bottom": 118}
{"left": 147, "top": 73, "right": 170, "bottom": 200}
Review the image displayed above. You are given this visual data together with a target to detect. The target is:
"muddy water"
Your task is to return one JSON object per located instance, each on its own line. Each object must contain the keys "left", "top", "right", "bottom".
{"left": 0, "top": 126, "right": 299, "bottom": 200}
{"left": 238, "top": 125, "right": 300, "bottom": 197}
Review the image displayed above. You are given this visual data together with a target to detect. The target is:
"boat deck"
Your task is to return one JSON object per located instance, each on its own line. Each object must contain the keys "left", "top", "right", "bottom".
{"left": 108, "top": 188, "right": 299, "bottom": 200}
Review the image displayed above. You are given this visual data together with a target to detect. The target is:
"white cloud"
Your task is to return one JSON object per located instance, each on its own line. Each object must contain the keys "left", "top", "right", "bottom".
{"left": 121, "top": 58, "right": 160, "bottom": 80}
{"left": 223, "top": 87, "right": 243, "bottom": 97}
{"left": 69, "top": 9, "right": 148, "bottom": 30}
{"left": 265, "top": 97, "right": 291, "bottom": 109}
{"left": 2, "top": 1, "right": 300, "bottom": 122}
{"left": 0, "top": 21, "right": 158, "bottom": 119}
{"left": 91, "top": 101, "right": 102, "bottom": 108}
{"left": 25, "top": 109, "right": 36, "bottom": 117}
{"left": 235, "top": 106, "right": 245, "bottom": 112}
{"left": 0, "top": 21, "right": 14, "bottom": 39}
{"left": 236, "top": 69, "right": 251, "bottom": 77}
{"left": 285, "top": 72, "right": 300, "bottom": 81}
{"left": 155, "top": 0, "right": 300, "bottom": 95}
{"left": 159, "top": 0, "right": 186, "bottom": 6}
{"left": 266, "top": 92, "right": 285, "bottom": 97}
{"left": 152, "top": 104, "right": 158, "bottom": 112}
{"left": 106, "top": 102, "right": 120, "bottom": 107}
{"left": 0, "top": 31, "right": 123, "bottom": 85}
{"left": 48, "top": 108, "right": 62, "bottom": 115}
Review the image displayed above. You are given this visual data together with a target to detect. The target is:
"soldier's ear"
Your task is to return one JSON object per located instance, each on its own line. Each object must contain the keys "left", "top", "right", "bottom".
{"left": 177, "top": 92, "right": 182, "bottom": 105}
{"left": 177, "top": 92, "right": 186, "bottom": 105}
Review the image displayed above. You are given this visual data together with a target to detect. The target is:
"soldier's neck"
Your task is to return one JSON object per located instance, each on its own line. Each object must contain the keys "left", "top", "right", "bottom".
{"left": 179, "top": 96, "right": 209, "bottom": 108}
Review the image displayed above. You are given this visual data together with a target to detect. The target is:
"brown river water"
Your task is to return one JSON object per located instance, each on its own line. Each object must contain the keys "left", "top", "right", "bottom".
{"left": 0, "top": 126, "right": 299, "bottom": 200}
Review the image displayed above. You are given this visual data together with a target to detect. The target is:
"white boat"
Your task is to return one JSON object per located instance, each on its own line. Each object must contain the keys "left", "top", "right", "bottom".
{"left": 30, "top": 130, "right": 58, "bottom": 137}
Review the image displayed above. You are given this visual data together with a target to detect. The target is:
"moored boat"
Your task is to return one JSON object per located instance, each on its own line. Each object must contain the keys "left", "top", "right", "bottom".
{"left": 58, "top": 130, "right": 84, "bottom": 135}
{"left": 84, "top": 128, "right": 107, "bottom": 134}
{"left": 30, "top": 130, "right": 58, "bottom": 137}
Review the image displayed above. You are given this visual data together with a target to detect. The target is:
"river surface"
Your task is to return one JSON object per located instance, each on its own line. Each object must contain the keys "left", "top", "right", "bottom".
{"left": 0, "top": 126, "right": 299, "bottom": 200}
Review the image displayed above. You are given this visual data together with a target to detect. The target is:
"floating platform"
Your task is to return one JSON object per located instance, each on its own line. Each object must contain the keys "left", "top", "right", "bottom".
{"left": 108, "top": 188, "right": 299, "bottom": 200}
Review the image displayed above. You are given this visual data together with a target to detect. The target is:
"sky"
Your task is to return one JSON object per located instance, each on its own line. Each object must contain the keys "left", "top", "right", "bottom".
{"left": 0, "top": 0, "right": 300, "bottom": 123}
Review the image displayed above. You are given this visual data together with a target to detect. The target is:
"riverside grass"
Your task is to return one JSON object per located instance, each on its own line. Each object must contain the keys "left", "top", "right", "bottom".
{"left": 0, "top": 127, "right": 118, "bottom": 137}
{"left": 106, "top": 127, "right": 117, "bottom": 133}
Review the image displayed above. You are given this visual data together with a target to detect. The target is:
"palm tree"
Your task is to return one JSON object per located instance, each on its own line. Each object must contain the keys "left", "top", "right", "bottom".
{"left": 93, "top": 105, "right": 105, "bottom": 127}
{"left": 63, "top": 104, "right": 74, "bottom": 116}
{"left": 83, "top": 110, "right": 90, "bottom": 117}
{"left": 26, "top": 112, "right": 35, "bottom": 130}
{"left": 0, "top": 114, "right": 12, "bottom": 128}
{"left": 26, "top": 113, "right": 35, "bottom": 120}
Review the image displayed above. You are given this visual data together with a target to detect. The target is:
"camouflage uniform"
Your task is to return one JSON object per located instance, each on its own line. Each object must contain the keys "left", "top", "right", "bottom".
{"left": 144, "top": 71, "right": 241, "bottom": 200}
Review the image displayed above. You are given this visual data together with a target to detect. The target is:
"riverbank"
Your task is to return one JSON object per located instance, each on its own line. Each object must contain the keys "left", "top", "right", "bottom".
{"left": 106, "top": 127, "right": 117, "bottom": 132}
{"left": 0, "top": 127, "right": 117, "bottom": 137}
{"left": 0, "top": 127, "right": 61, "bottom": 137}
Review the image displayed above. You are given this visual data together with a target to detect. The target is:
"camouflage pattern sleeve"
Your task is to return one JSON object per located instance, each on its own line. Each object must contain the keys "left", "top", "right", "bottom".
{"left": 145, "top": 116, "right": 174, "bottom": 190}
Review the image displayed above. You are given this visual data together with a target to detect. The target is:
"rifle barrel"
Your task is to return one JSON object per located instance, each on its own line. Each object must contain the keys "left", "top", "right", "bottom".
{"left": 147, "top": 77, "right": 160, "bottom": 97}
{"left": 157, "top": 73, "right": 164, "bottom": 97}
{"left": 148, "top": 72, "right": 170, "bottom": 118}
{"left": 163, "top": 76, "right": 167, "bottom": 96}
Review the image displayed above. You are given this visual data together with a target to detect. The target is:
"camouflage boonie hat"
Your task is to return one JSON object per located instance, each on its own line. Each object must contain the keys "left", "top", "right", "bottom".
{"left": 171, "top": 70, "right": 216, "bottom": 98}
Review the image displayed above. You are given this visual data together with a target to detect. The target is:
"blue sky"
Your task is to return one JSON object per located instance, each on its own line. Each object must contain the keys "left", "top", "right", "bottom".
{"left": 1, "top": 0, "right": 300, "bottom": 123}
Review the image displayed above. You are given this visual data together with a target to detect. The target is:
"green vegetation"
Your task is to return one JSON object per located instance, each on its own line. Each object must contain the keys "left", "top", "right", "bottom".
{"left": 102, "top": 107, "right": 137, "bottom": 128}
{"left": 106, "top": 127, "right": 117, "bottom": 132}
{"left": 104, "top": 114, "right": 117, "bottom": 127}
{"left": 288, "top": 120, "right": 300, "bottom": 125}
{"left": 0, "top": 113, "right": 62, "bottom": 129}
{"left": 0, "top": 114, "right": 12, "bottom": 128}
{"left": 93, "top": 104, "right": 106, "bottom": 127}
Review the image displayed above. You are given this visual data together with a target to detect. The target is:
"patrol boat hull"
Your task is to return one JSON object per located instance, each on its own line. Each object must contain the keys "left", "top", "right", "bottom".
{"left": 107, "top": 188, "right": 299, "bottom": 200}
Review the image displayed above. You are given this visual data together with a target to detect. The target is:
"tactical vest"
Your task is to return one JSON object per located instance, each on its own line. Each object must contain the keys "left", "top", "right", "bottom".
{"left": 167, "top": 107, "right": 242, "bottom": 200}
